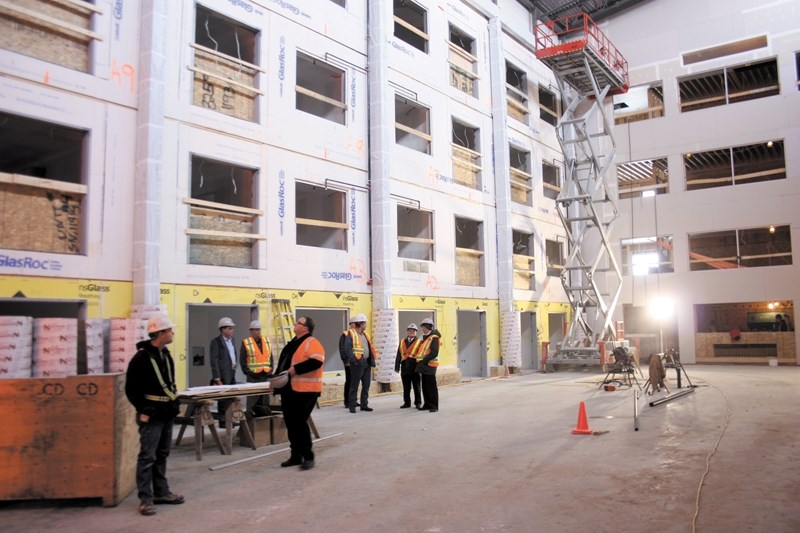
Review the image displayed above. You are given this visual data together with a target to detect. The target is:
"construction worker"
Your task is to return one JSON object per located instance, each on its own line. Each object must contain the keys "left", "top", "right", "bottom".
{"left": 210, "top": 317, "right": 237, "bottom": 428}
{"left": 339, "top": 316, "right": 358, "bottom": 409}
{"left": 125, "top": 314, "right": 185, "bottom": 516}
{"left": 342, "top": 313, "right": 377, "bottom": 413}
{"left": 272, "top": 316, "right": 325, "bottom": 470}
{"left": 416, "top": 317, "right": 440, "bottom": 412}
{"left": 240, "top": 320, "right": 273, "bottom": 416}
{"left": 394, "top": 323, "right": 422, "bottom": 408}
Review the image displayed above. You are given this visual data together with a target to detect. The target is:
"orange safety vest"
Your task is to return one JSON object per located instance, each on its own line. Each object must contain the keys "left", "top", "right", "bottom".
{"left": 290, "top": 336, "right": 325, "bottom": 393}
{"left": 398, "top": 338, "right": 422, "bottom": 360}
{"left": 417, "top": 334, "right": 440, "bottom": 367}
{"left": 343, "top": 328, "right": 377, "bottom": 360}
{"left": 243, "top": 336, "right": 272, "bottom": 373}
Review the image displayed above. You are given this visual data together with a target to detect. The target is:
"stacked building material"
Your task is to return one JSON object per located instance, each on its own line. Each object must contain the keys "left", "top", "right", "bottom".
{"left": 0, "top": 316, "right": 33, "bottom": 379}
{"left": 84, "top": 319, "right": 105, "bottom": 374}
{"left": 33, "top": 318, "right": 78, "bottom": 378}
{"left": 108, "top": 318, "right": 148, "bottom": 374}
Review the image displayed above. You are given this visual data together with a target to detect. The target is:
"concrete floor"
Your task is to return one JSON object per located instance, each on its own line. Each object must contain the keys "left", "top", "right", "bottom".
{"left": 2, "top": 366, "right": 799, "bottom": 533}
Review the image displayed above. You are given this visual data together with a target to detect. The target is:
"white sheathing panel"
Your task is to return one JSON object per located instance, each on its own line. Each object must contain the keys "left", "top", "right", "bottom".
{"left": 0, "top": 77, "right": 135, "bottom": 281}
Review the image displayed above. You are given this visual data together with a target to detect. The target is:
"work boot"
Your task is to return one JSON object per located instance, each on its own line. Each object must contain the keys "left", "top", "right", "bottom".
{"left": 153, "top": 493, "right": 185, "bottom": 505}
{"left": 281, "top": 456, "right": 302, "bottom": 467}
{"left": 139, "top": 500, "right": 156, "bottom": 516}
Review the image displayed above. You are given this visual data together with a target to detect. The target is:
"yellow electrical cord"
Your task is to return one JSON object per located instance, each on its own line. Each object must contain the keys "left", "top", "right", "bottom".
{"left": 692, "top": 382, "right": 732, "bottom": 532}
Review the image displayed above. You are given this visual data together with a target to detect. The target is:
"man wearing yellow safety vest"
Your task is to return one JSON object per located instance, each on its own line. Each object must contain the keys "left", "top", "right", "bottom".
{"left": 415, "top": 317, "right": 440, "bottom": 412}
{"left": 125, "top": 314, "right": 185, "bottom": 516}
{"left": 394, "top": 323, "right": 422, "bottom": 409}
{"left": 341, "top": 313, "right": 377, "bottom": 413}
{"left": 272, "top": 315, "right": 325, "bottom": 470}
{"left": 239, "top": 320, "right": 273, "bottom": 416}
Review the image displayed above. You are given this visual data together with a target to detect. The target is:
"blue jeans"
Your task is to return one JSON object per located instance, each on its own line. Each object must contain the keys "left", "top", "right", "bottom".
{"left": 136, "top": 418, "right": 173, "bottom": 501}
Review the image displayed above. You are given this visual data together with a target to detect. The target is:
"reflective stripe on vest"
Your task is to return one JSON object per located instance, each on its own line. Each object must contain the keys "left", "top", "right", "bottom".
{"left": 148, "top": 353, "right": 178, "bottom": 400}
{"left": 344, "top": 329, "right": 377, "bottom": 360}
{"left": 244, "top": 336, "right": 272, "bottom": 373}
{"left": 399, "top": 338, "right": 422, "bottom": 360}
{"left": 290, "top": 336, "right": 325, "bottom": 393}
{"left": 144, "top": 394, "right": 172, "bottom": 402}
{"left": 417, "top": 334, "right": 440, "bottom": 367}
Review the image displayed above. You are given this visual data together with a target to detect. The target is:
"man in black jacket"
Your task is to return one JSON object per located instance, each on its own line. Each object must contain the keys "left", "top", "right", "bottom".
{"left": 416, "top": 317, "right": 441, "bottom": 412}
{"left": 125, "top": 314, "right": 185, "bottom": 516}
{"left": 210, "top": 316, "right": 237, "bottom": 427}
{"left": 394, "top": 323, "right": 422, "bottom": 408}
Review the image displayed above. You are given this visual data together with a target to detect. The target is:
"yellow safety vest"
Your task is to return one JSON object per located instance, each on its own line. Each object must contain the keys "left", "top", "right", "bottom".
{"left": 417, "top": 334, "right": 440, "bottom": 367}
{"left": 243, "top": 336, "right": 272, "bottom": 373}
{"left": 343, "top": 328, "right": 377, "bottom": 360}
{"left": 398, "top": 338, "right": 422, "bottom": 360}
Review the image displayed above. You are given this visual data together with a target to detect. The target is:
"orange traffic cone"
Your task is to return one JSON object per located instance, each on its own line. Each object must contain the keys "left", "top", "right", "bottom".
{"left": 571, "top": 401, "right": 593, "bottom": 435}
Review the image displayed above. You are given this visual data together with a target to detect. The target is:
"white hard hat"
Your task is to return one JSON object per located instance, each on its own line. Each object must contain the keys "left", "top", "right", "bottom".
{"left": 420, "top": 317, "right": 434, "bottom": 327}
{"left": 249, "top": 320, "right": 261, "bottom": 329}
{"left": 406, "top": 323, "right": 418, "bottom": 330}
{"left": 147, "top": 314, "right": 175, "bottom": 333}
{"left": 218, "top": 317, "right": 235, "bottom": 328}
{"left": 350, "top": 313, "right": 368, "bottom": 324}
{"left": 270, "top": 371, "right": 289, "bottom": 389}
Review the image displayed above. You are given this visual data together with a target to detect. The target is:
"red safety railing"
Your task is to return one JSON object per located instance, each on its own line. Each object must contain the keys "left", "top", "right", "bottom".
{"left": 534, "top": 13, "right": 629, "bottom": 92}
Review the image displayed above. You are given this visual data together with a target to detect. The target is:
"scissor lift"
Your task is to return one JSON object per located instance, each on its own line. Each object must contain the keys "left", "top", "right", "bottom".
{"left": 534, "top": 14, "right": 628, "bottom": 368}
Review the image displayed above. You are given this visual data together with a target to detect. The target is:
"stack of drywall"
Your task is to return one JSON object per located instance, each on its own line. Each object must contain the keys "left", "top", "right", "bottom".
{"left": 0, "top": 316, "right": 33, "bottom": 378}
{"left": 85, "top": 319, "right": 105, "bottom": 374}
{"left": 373, "top": 309, "right": 400, "bottom": 383}
{"left": 33, "top": 318, "right": 78, "bottom": 378}
{"left": 108, "top": 318, "right": 148, "bottom": 373}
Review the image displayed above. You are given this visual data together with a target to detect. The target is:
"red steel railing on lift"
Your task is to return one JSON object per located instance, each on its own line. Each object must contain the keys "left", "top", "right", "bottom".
{"left": 534, "top": 13, "right": 629, "bottom": 93}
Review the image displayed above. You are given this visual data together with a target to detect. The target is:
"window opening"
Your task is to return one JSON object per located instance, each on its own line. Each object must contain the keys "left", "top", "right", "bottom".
{"left": 393, "top": 0, "right": 428, "bottom": 53}
{"left": 688, "top": 225, "right": 792, "bottom": 271}
{"left": 296, "top": 182, "right": 347, "bottom": 251}
{"left": 512, "top": 229, "right": 535, "bottom": 290}
{"left": 620, "top": 236, "right": 673, "bottom": 276}
{"left": 613, "top": 82, "right": 663, "bottom": 125}
{"left": 395, "top": 96, "right": 431, "bottom": 154}
{"left": 679, "top": 58, "right": 778, "bottom": 112}
{"left": 509, "top": 146, "right": 532, "bottom": 206}
{"left": 506, "top": 62, "right": 529, "bottom": 123}
{"left": 451, "top": 119, "right": 481, "bottom": 190}
{"left": 685, "top": 140, "right": 785, "bottom": 191}
{"left": 455, "top": 217, "right": 484, "bottom": 286}
{"left": 542, "top": 161, "right": 561, "bottom": 200}
{"left": 448, "top": 25, "right": 478, "bottom": 97}
{"left": 192, "top": 5, "right": 261, "bottom": 122}
{"left": 539, "top": 85, "right": 559, "bottom": 126}
{"left": 296, "top": 52, "right": 346, "bottom": 124}
{"left": 397, "top": 206, "right": 434, "bottom": 261}
{"left": 617, "top": 157, "right": 668, "bottom": 199}
{"left": 0, "top": 0, "right": 101, "bottom": 73}
{"left": 545, "top": 239, "right": 564, "bottom": 277}
{"left": 187, "top": 156, "right": 261, "bottom": 268}
{"left": 0, "top": 112, "right": 87, "bottom": 255}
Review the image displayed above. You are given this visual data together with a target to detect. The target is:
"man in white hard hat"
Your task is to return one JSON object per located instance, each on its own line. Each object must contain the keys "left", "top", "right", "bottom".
{"left": 416, "top": 317, "right": 441, "bottom": 412}
{"left": 338, "top": 315, "right": 362, "bottom": 409}
{"left": 210, "top": 317, "right": 237, "bottom": 428}
{"left": 239, "top": 320, "right": 273, "bottom": 416}
{"left": 394, "top": 323, "right": 423, "bottom": 409}
{"left": 125, "top": 314, "right": 185, "bottom": 516}
{"left": 341, "top": 313, "right": 377, "bottom": 413}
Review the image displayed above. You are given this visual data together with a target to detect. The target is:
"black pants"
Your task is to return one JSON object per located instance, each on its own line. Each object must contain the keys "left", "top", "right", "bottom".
{"left": 245, "top": 373, "right": 270, "bottom": 414}
{"left": 281, "top": 391, "right": 318, "bottom": 460}
{"left": 343, "top": 365, "right": 352, "bottom": 406}
{"left": 348, "top": 363, "right": 372, "bottom": 408}
{"left": 401, "top": 373, "right": 421, "bottom": 406}
{"left": 136, "top": 418, "right": 173, "bottom": 501}
{"left": 420, "top": 373, "right": 438, "bottom": 410}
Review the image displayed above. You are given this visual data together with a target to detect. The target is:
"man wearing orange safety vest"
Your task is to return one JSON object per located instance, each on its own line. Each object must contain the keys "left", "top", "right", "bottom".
{"left": 272, "top": 315, "right": 324, "bottom": 470}
{"left": 415, "top": 317, "right": 440, "bottom": 412}
{"left": 394, "top": 323, "right": 422, "bottom": 409}
{"left": 342, "top": 313, "right": 377, "bottom": 413}
{"left": 239, "top": 320, "right": 273, "bottom": 417}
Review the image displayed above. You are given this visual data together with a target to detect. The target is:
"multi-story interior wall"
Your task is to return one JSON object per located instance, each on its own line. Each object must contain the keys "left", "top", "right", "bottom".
{"left": 0, "top": 0, "right": 580, "bottom": 387}
{"left": 607, "top": 0, "right": 800, "bottom": 363}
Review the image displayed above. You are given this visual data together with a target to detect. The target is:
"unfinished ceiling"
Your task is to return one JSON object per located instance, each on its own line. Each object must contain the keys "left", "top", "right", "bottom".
{"left": 518, "top": 0, "right": 652, "bottom": 24}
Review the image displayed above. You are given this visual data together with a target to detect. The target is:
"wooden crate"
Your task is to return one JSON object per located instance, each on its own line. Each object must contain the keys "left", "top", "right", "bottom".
{"left": 0, "top": 374, "right": 136, "bottom": 506}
